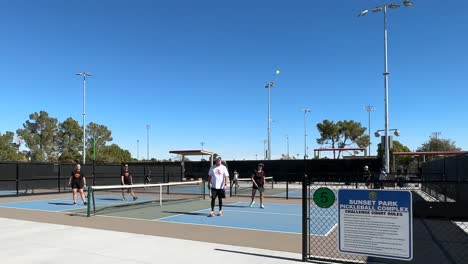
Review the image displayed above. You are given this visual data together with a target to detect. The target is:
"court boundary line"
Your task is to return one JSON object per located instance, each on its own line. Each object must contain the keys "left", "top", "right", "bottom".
{"left": 157, "top": 218, "right": 304, "bottom": 235}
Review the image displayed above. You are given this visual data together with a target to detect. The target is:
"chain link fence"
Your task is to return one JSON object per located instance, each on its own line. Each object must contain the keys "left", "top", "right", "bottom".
{"left": 303, "top": 178, "right": 468, "bottom": 264}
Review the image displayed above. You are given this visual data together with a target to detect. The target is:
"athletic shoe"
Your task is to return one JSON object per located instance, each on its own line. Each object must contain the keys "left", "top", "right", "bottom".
{"left": 133, "top": 197, "right": 138, "bottom": 201}
{"left": 73, "top": 202, "right": 77, "bottom": 206}
{"left": 83, "top": 202, "right": 87, "bottom": 205}
{"left": 249, "top": 201, "right": 255, "bottom": 207}
{"left": 218, "top": 211, "right": 223, "bottom": 216}
{"left": 208, "top": 211, "right": 215, "bottom": 217}
{"left": 260, "top": 204, "right": 264, "bottom": 209}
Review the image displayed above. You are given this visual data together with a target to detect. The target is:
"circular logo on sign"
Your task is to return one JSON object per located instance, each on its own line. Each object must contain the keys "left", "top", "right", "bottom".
{"left": 313, "top": 187, "right": 336, "bottom": 208}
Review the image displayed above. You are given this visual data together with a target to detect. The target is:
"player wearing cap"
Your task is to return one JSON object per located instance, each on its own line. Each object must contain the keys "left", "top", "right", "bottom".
{"left": 208, "top": 156, "right": 230, "bottom": 216}
{"left": 250, "top": 163, "right": 267, "bottom": 208}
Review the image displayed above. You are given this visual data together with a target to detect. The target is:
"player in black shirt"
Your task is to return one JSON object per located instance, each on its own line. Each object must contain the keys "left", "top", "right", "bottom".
{"left": 121, "top": 164, "right": 137, "bottom": 201}
{"left": 68, "top": 164, "right": 87, "bottom": 205}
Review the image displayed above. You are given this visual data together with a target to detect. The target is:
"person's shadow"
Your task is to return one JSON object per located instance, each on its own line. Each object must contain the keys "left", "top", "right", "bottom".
{"left": 48, "top": 202, "right": 75, "bottom": 205}
{"left": 162, "top": 211, "right": 207, "bottom": 216}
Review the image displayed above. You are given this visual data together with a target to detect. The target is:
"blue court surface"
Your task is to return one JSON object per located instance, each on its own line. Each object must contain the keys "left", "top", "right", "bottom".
{"left": 0, "top": 197, "right": 338, "bottom": 235}
{"left": 159, "top": 202, "right": 337, "bottom": 235}
{"left": 0, "top": 190, "right": 18, "bottom": 196}
{"left": 0, "top": 195, "right": 155, "bottom": 212}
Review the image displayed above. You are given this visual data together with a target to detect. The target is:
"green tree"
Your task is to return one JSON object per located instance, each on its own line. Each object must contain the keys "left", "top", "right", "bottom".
{"left": 417, "top": 137, "right": 461, "bottom": 152}
{"left": 16, "top": 111, "right": 59, "bottom": 161}
{"left": 416, "top": 137, "right": 461, "bottom": 161}
{"left": 86, "top": 122, "right": 113, "bottom": 163}
{"left": 57, "top": 117, "right": 83, "bottom": 163}
{"left": 377, "top": 140, "right": 412, "bottom": 170}
{"left": 316, "top": 120, "right": 340, "bottom": 158}
{"left": 316, "top": 120, "right": 369, "bottom": 159}
{"left": 0, "top": 132, "right": 24, "bottom": 161}
{"left": 99, "top": 144, "right": 132, "bottom": 163}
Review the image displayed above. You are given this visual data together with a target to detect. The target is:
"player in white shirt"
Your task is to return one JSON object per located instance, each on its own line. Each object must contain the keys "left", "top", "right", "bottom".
{"left": 208, "top": 156, "right": 230, "bottom": 217}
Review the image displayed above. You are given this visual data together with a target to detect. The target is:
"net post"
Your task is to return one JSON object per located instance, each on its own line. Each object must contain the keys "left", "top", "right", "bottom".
{"left": 271, "top": 177, "right": 274, "bottom": 189}
{"left": 203, "top": 179, "right": 206, "bottom": 199}
{"left": 159, "top": 185, "right": 162, "bottom": 207}
{"left": 86, "top": 185, "right": 92, "bottom": 217}
{"left": 286, "top": 181, "right": 289, "bottom": 200}
{"left": 302, "top": 173, "right": 308, "bottom": 261}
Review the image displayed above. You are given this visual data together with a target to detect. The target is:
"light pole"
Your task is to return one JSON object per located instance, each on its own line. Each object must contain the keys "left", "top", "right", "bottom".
{"left": 263, "top": 139, "right": 267, "bottom": 160}
{"left": 431, "top": 132, "right": 441, "bottom": 139}
{"left": 302, "top": 109, "right": 311, "bottom": 159}
{"left": 146, "top": 124, "right": 151, "bottom": 160}
{"left": 365, "top": 105, "right": 375, "bottom": 155}
{"left": 137, "top": 139, "right": 139, "bottom": 160}
{"left": 76, "top": 72, "right": 92, "bottom": 164}
{"left": 359, "top": 1, "right": 413, "bottom": 173}
{"left": 286, "top": 134, "right": 290, "bottom": 159}
{"left": 265, "top": 81, "right": 276, "bottom": 160}
{"left": 200, "top": 141, "right": 205, "bottom": 160}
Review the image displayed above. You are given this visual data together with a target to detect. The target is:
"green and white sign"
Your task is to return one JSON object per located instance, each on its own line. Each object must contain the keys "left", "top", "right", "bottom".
{"left": 313, "top": 187, "right": 335, "bottom": 208}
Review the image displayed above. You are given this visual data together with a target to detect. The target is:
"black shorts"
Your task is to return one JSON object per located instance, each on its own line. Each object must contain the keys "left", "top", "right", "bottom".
{"left": 121, "top": 183, "right": 133, "bottom": 191}
{"left": 252, "top": 184, "right": 264, "bottom": 190}
{"left": 211, "top": 188, "right": 226, "bottom": 199}
{"left": 71, "top": 179, "right": 84, "bottom": 190}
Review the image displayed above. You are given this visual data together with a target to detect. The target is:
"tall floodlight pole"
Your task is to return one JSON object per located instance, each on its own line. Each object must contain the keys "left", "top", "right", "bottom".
{"left": 76, "top": 72, "right": 92, "bottom": 164}
{"left": 302, "top": 109, "right": 311, "bottom": 159}
{"left": 286, "top": 134, "right": 290, "bottom": 159}
{"left": 365, "top": 106, "right": 375, "bottom": 155}
{"left": 265, "top": 81, "right": 276, "bottom": 160}
{"left": 137, "top": 139, "right": 140, "bottom": 160}
{"left": 359, "top": 1, "right": 413, "bottom": 172}
{"left": 200, "top": 141, "right": 205, "bottom": 160}
{"left": 146, "top": 124, "right": 151, "bottom": 160}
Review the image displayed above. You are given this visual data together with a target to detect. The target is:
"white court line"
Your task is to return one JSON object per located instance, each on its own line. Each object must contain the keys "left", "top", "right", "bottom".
{"left": 157, "top": 218, "right": 304, "bottom": 235}
{"left": 324, "top": 223, "right": 338, "bottom": 236}
{"left": 0, "top": 205, "right": 78, "bottom": 213}
{"left": 157, "top": 202, "right": 242, "bottom": 221}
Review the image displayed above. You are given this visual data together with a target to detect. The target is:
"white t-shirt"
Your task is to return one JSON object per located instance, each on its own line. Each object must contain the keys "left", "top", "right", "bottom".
{"left": 208, "top": 164, "right": 229, "bottom": 189}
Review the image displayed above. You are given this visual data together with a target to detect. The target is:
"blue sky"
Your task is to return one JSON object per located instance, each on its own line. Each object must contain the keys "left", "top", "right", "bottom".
{"left": 1, "top": 0, "right": 467, "bottom": 160}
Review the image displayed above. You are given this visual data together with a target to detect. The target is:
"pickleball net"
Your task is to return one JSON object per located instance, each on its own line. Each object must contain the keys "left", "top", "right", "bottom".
{"left": 85, "top": 180, "right": 206, "bottom": 216}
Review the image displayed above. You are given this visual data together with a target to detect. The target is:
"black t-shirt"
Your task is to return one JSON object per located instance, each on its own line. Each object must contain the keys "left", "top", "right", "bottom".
{"left": 122, "top": 170, "right": 132, "bottom": 184}
{"left": 71, "top": 170, "right": 84, "bottom": 180}
{"left": 71, "top": 170, "right": 84, "bottom": 181}
{"left": 252, "top": 170, "right": 266, "bottom": 186}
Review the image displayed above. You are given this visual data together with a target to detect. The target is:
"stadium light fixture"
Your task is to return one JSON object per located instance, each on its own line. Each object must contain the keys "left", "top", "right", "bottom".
{"left": 358, "top": 1, "right": 414, "bottom": 173}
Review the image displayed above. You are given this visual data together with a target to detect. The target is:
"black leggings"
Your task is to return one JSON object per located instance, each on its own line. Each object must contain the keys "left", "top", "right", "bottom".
{"left": 211, "top": 188, "right": 224, "bottom": 211}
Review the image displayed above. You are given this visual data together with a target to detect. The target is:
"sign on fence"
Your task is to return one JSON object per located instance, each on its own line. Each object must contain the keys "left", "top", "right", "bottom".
{"left": 338, "top": 189, "right": 413, "bottom": 261}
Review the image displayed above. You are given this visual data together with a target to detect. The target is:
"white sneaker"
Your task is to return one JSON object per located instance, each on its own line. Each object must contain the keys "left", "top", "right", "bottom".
{"left": 249, "top": 201, "right": 255, "bottom": 207}
{"left": 260, "top": 204, "right": 265, "bottom": 209}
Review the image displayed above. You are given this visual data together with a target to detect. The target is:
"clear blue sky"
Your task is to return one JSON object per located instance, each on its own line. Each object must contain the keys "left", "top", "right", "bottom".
{"left": 1, "top": 0, "right": 467, "bottom": 160}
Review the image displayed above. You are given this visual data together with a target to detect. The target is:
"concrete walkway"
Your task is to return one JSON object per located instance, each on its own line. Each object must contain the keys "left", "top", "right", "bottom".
{"left": 0, "top": 217, "right": 302, "bottom": 264}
